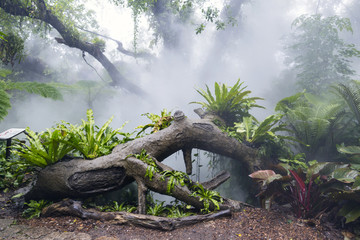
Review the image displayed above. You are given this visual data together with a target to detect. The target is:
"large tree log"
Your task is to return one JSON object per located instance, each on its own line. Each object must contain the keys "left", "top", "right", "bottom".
{"left": 20, "top": 110, "right": 265, "bottom": 212}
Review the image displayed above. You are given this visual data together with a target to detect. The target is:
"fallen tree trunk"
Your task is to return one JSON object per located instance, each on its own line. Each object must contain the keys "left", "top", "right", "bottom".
{"left": 41, "top": 199, "right": 232, "bottom": 231}
{"left": 20, "top": 110, "right": 266, "bottom": 213}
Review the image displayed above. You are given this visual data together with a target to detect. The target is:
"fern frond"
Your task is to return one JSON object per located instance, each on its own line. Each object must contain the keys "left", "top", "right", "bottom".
{"left": 333, "top": 82, "right": 360, "bottom": 124}
{"left": 7, "top": 81, "right": 63, "bottom": 100}
{"left": 0, "top": 88, "right": 11, "bottom": 121}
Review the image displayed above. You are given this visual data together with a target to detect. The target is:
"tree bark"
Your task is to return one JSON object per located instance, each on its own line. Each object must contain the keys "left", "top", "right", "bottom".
{"left": 0, "top": 0, "right": 144, "bottom": 94}
{"left": 41, "top": 198, "right": 232, "bottom": 231}
{"left": 20, "top": 110, "right": 265, "bottom": 213}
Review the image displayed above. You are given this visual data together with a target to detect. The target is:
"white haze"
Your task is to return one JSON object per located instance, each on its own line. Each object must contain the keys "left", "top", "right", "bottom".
{"left": 0, "top": 0, "right": 357, "bottom": 201}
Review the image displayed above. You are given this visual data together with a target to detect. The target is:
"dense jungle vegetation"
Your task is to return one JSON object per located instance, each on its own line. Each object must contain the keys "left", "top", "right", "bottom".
{"left": 0, "top": 0, "right": 360, "bottom": 237}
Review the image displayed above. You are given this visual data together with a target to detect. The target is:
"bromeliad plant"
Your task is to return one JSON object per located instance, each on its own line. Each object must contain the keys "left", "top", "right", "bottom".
{"left": 190, "top": 79, "right": 264, "bottom": 126}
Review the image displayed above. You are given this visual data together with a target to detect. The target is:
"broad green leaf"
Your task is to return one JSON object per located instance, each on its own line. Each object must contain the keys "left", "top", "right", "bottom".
{"left": 338, "top": 202, "right": 360, "bottom": 223}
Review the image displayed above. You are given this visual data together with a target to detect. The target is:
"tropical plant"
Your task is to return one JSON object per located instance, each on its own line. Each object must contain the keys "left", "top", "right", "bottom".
{"left": 190, "top": 79, "right": 264, "bottom": 126}
{"left": 249, "top": 161, "right": 360, "bottom": 222}
{"left": 0, "top": 69, "right": 63, "bottom": 121}
{"left": 333, "top": 80, "right": 360, "bottom": 126}
{"left": 22, "top": 199, "right": 52, "bottom": 219}
{"left": 275, "top": 92, "right": 343, "bottom": 161}
{"left": 136, "top": 109, "right": 173, "bottom": 137}
{"left": 64, "top": 109, "right": 126, "bottom": 159}
{"left": 335, "top": 145, "right": 360, "bottom": 223}
{"left": 191, "top": 183, "right": 223, "bottom": 214}
{"left": 12, "top": 127, "right": 74, "bottom": 168}
{"left": 12, "top": 109, "right": 127, "bottom": 167}
{"left": 0, "top": 31, "right": 5, "bottom": 40}
{"left": 0, "top": 32, "right": 25, "bottom": 65}
{"left": 221, "top": 113, "right": 292, "bottom": 159}
{"left": 97, "top": 201, "right": 136, "bottom": 213}
{"left": 147, "top": 201, "right": 166, "bottom": 216}
{"left": 160, "top": 170, "right": 190, "bottom": 194}
{"left": 129, "top": 149, "right": 160, "bottom": 181}
{"left": 278, "top": 153, "right": 309, "bottom": 172}
{"left": 166, "top": 204, "right": 193, "bottom": 218}
{"left": 0, "top": 152, "right": 32, "bottom": 191}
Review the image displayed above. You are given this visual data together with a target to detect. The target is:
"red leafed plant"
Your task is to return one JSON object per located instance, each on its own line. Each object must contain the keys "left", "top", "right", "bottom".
{"left": 249, "top": 161, "right": 359, "bottom": 221}
{"left": 288, "top": 169, "right": 315, "bottom": 218}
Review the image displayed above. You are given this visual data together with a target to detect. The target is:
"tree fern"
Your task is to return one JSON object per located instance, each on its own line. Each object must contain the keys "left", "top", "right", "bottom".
{"left": 0, "top": 69, "right": 63, "bottom": 121}
{"left": 277, "top": 92, "right": 343, "bottom": 160}
{"left": 0, "top": 87, "right": 11, "bottom": 121}
{"left": 333, "top": 81, "right": 360, "bottom": 125}
{"left": 7, "top": 81, "right": 63, "bottom": 100}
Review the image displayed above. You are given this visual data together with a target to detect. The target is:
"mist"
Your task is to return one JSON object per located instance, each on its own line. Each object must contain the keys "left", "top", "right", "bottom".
{"left": 1, "top": 0, "right": 359, "bottom": 202}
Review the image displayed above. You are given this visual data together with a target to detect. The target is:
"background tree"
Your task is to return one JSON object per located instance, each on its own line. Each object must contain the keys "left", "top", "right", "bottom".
{"left": 0, "top": 0, "right": 143, "bottom": 93}
{"left": 281, "top": 14, "right": 360, "bottom": 94}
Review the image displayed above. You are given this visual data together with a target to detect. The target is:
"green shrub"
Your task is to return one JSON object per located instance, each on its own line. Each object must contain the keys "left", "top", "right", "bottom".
{"left": 249, "top": 161, "right": 360, "bottom": 222}
{"left": 64, "top": 109, "right": 127, "bottom": 159}
{"left": 22, "top": 200, "right": 52, "bottom": 219}
{"left": 0, "top": 155, "right": 32, "bottom": 191}
{"left": 191, "top": 79, "right": 264, "bottom": 126}
{"left": 191, "top": 183, "right": 223, "bottom": 214}
{"left": 12, "top": 127, "right": 74, "bottom": 168}
{"left": 12, "top": 109, "right": 128, "bottom": 167}
{"left": 136, "top": 109, "right": 173, "bottom": 137}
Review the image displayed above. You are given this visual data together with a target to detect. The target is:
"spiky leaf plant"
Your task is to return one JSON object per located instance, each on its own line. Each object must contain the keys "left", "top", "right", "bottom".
{"left": 65, "top": 109, "right": 126, "bottom": 159}
{"left": 12, "top": 127, "right": 74, "bottom": 168}
{"left": 191, "top": 79, "right": 264, "bottom": 126}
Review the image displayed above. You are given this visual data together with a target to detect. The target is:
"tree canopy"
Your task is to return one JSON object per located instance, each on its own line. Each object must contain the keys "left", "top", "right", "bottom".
{"left": 283, "top": 14, "right": 360, "bottom": 93}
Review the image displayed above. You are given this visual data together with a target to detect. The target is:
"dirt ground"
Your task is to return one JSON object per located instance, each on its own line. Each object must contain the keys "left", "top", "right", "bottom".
{"left": 20, "top": 208, "right": 345, "bottom": 240}
{"left": 0, "top": 191, "right": 357, "bottom": 239}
